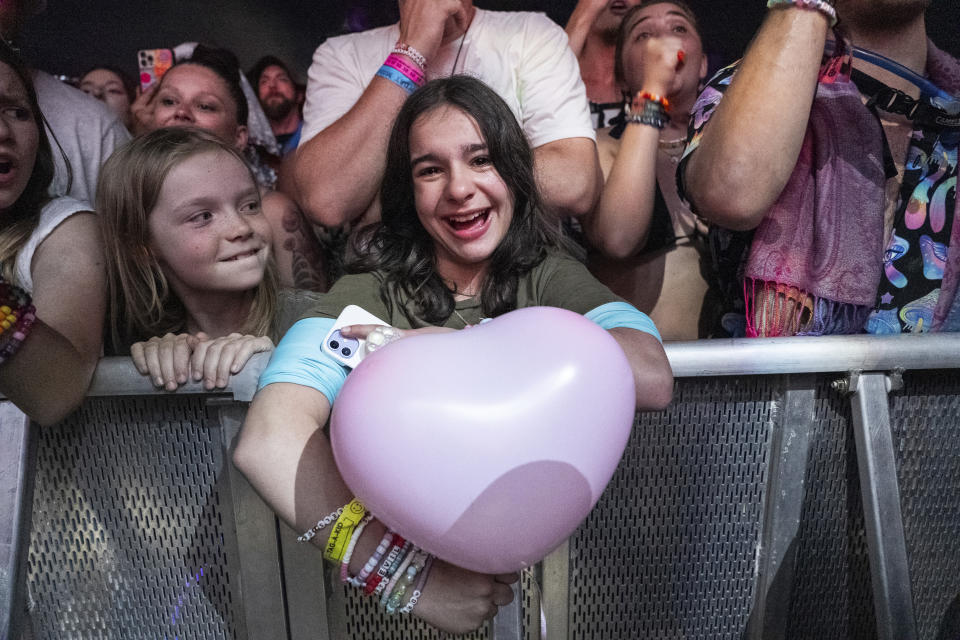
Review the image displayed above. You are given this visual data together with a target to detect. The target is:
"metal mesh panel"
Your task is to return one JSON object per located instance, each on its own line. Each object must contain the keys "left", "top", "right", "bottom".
{"left": 26, "top": 396, "right": 242, "bottom": 640}
{"left": 891, "top": 371, "right": 960, "bottom": 640}
{"left": 567, "top": 376, "right": 775, "bottom": 639}
{"left": 785, "top": 379, "right": 876, "bottom": 640}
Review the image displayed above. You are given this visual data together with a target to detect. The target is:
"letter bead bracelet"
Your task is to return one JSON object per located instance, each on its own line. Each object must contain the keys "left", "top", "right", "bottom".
{"left": 767, "top": 0, "right": 838, "bottom": 27}
{"left": 299, "top": 499, "right": 435, "bottom": 615}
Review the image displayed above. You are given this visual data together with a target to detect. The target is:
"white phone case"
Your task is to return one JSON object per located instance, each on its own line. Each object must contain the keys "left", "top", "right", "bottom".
{"left": 321, "top": 305, "right": 390, "bottom": 368}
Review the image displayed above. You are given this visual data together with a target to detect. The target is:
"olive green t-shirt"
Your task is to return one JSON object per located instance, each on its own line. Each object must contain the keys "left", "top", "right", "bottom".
{"left": 300, "top": 252, "right": 624, "bottom": 329}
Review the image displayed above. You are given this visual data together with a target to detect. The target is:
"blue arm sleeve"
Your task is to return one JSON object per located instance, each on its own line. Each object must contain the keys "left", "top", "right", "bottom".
{"left": 257, "top": 317, "right": 349, "bottom": 405}
{"left": 584, "top": 301, "right": 663, "bottom": 344}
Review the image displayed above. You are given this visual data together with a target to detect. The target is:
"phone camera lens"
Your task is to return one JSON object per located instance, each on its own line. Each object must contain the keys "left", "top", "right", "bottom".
{"left": 329, "top": 340, "right": 339, "bottom": 349}
{"left": 342, "top": 347, "right": 352, "bottom": 357}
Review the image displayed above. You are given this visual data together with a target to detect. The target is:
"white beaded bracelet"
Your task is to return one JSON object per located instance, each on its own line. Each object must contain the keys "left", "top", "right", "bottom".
{"left": 392, "top": 42, "right": 427, "bottom": 70}
{"left": 297, "top": 505, "right": 345, "bottom": 543}
{"left": 767, "top": 0, "right": 838, "bottom": 27}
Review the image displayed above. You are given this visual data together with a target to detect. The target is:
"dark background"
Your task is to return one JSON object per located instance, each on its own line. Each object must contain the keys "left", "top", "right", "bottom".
{"left": 19, "top": 1, "right": 960, "bottom": 84}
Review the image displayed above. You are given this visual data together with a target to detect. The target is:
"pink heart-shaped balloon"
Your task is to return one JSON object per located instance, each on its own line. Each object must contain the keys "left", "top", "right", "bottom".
{"left": 331, "top": 306, "right": 636, "bottom": 574}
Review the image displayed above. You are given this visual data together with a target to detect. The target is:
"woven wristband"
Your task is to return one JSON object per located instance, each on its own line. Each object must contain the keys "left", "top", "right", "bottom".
{"left": 384, "top": 53, "right": 425, "bottom": 86}
{"left": 323, "top": 499, "right": 367, "bottom": 563}
{"left": 376, "top": 64, "right": 418, "bottom": 95}
{"left": 767, "top": 0, "right": 838, "bottom": 27}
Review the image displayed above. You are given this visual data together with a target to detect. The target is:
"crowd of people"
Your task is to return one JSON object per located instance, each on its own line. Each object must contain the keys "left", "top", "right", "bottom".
{"left": 2, "top": 0, "right": 957, "bottom": 633}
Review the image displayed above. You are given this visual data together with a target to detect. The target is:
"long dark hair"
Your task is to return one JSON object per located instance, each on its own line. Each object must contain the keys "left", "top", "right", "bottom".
{"left": 0, "top": 39, "right": 56, "bottom": 284}
{"left": 350, "top": 75, "right": 566, "bottom": 324}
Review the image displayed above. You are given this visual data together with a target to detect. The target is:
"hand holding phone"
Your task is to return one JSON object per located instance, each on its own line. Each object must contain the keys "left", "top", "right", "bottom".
{"left": 137, "top": 48, "right": 174, "bottom": 92}
{"left": 321, "top": 305, "right": 390, "bottom": 368}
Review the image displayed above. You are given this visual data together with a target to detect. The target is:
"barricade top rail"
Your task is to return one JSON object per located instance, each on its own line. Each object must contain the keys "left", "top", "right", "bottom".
{"left": 86, "top": 333, "right": 960, "bottom": 400}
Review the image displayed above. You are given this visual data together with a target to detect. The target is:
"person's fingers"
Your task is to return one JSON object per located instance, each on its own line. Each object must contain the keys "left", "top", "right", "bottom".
{"left": 340, "top": 323, "right": 397, "bottom": 339}
{"left": 202, "top": 337, "right": 230, "bottom": 390}
{"left": 214, "top": 338, "right": 245, "bottom": 388}
{"left": 230, "top": 336, "right": 273, "bottom": 374}
{"left": 142, "top": 340, "right": 164, "bottom": 387}
{"left": 190, "top": 339, "right": 212, "bottom": 381}
{"left": 491, "top": 582, "right": 515, "bottom": 607}
{"left": 172, "top": 335, "right": 192, "bottom": 384}
{"left": 130, "top": 341, "right": 148, "bottom": 375}
{"left": 157, "top": 335, "right": 178, "bottom": 391}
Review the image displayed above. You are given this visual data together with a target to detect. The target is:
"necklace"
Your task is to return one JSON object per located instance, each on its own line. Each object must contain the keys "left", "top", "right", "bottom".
{"left": 450, "top": 16, "right": 471, "bottom": 75}
{"left": 659, "top": 135, "right": 688, "bottom": 164}
{"left": 452, "top": 307, "right": 471, "bottom": 327}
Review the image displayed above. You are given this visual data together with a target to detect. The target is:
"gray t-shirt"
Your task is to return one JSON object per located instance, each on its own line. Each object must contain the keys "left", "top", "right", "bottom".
{"left": 33, "top": 70, "right": 131, "bottom": 205}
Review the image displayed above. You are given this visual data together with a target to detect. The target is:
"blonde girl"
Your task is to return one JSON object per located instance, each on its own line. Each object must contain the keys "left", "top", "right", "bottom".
{"left": 98, "top": 127, "right": 314, "bottom": 390}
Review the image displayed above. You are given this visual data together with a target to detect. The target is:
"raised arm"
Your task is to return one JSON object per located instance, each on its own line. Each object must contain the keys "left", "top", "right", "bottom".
{"left": 585, "top": 36, "right": 685, "bottom": 258}
{"left": 292, "top": 0, "right": 467, "bottom": 228}
{"left": 564, "top": 0, "right": 608, "bottom": 58}
{"left": 0, "top": 212, "right": 106, "bottom": 425}
{"left": 534, "top": 137, "right": 602, "bottom": 220}
{"left": 683, "top": 7, "right": 830, "bottom": 230}
{"left": 521, "top": 13, "right": 601, "bottom": 219}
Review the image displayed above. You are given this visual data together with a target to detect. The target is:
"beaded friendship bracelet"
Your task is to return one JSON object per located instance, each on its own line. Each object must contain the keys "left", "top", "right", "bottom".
{"left": 374, "top": 540, "right": 412, "bottom": 597}
{"left": 399, "top": 555, "right": 434, "bottom": 615}
{"left": 392, "top": 42, "right": 427, "bottom": 70}
{"left": 380, "top": 544, "right": 418, "bottom": 606}
{"left": 365, "top": 533, "right": 406, "bottom": 595}
{"left": 302, "top": 497, "right": 438, "bottom": 618}
{"left": 350, "top": 528, "right": 394, "bottom": 588}
{"left": 767, "top": 0, "right": 838, "bottom": 27}
{"left": 637, "top": 91, "right": 670, "bottom": 113}
{"left": 627, "top": 97, "right": 670, "bottom": 130}
{"left": 340, "top": 513, "right": 374, "bottom": 584}
{"left": 297, "top": 505, "right": 345, "bottom": 543}
{"left": 384, "top": 549, "right": 427, "bottom": 614}
{"left": 0, "top": 280, "right": 36, "bottom": 366}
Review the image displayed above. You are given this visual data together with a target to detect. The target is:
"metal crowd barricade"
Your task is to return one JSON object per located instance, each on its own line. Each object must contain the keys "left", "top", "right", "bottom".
{"left": 1, "top": 334, "right": 959, "bottom": 640}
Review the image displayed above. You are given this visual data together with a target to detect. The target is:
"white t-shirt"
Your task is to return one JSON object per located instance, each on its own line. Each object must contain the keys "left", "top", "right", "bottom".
{"left": 15, "top": 196, "right": 92, "bottom": 293}
{"left": 33, "top": 71, "right": 131, "bottom": 205}
{"left": 301, "top": 9, "right": 595, "bottom": 149}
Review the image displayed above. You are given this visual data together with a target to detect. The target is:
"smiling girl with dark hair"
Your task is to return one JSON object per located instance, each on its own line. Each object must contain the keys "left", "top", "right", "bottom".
{"left": 234, "top": 75, "right": 672, "bottom": 635}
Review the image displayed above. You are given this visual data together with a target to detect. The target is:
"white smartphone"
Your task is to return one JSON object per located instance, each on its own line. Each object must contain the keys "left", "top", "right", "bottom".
{"left": 321, "top": 305, "right": 390, "bottom": 368}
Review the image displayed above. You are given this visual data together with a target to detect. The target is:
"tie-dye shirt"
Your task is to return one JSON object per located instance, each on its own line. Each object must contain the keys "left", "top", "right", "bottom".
{"left": 678, "top": 47, "right": 960, "bottom": 337}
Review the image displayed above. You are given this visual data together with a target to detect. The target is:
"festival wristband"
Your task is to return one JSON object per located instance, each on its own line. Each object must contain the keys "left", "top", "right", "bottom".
{"left": 767, "top": 0, "right": 838, "bottom": 27}
{"left": 323, "top": 499, "right": 368, "bottom": 563}
{"left": 257, "top": 317, "right": 348, "bottom": 405}
{"left": 384, "top": 53, "right": 425, "bottom": 86}
{"left": 585, "top": 302, "right": 663, "bottom": 343}
{"left": 377, "top": 64, "right": 418, "bottom": 95}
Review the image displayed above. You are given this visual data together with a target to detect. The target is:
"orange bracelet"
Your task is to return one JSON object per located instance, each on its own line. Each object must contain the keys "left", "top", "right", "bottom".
{"left": 637, "top": 92, "right": 670, "bottom": 113}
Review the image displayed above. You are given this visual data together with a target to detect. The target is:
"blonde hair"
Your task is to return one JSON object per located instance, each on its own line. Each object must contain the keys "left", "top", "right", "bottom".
{"left": 97, "top": 127, "right": 278, "bottom": 352}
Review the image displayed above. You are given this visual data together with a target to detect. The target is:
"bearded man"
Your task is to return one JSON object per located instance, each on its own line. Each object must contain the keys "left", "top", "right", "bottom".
{"left": 248, "top": 56, "right": 303, "bottom": 158}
